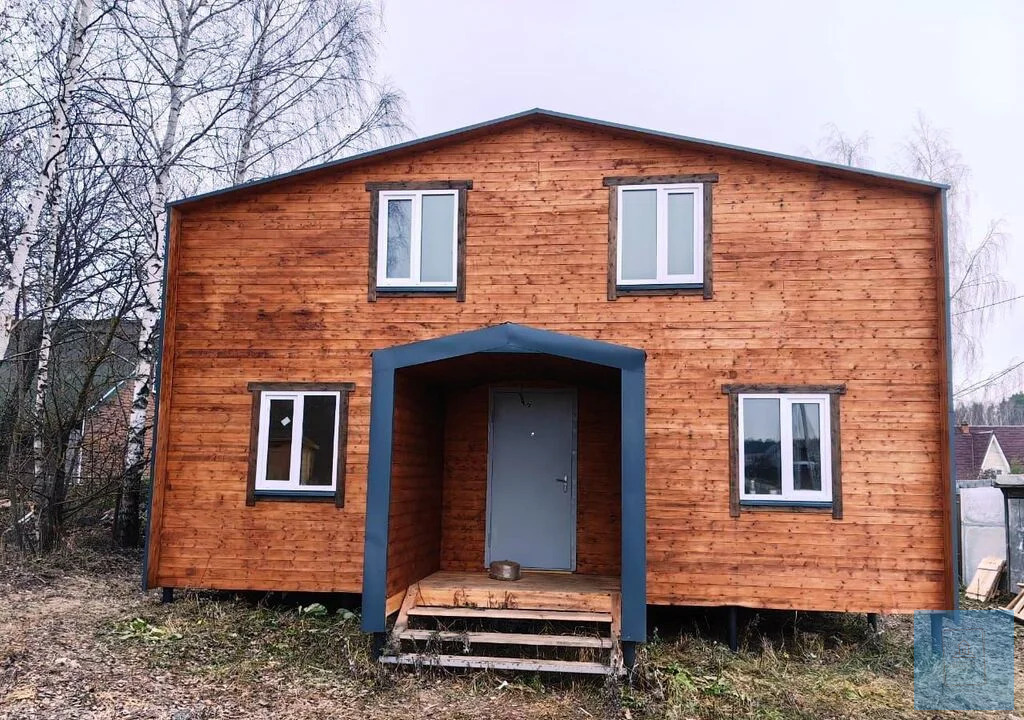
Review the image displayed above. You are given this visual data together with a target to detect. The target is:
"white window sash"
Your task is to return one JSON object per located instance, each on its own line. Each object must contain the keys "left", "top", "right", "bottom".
{"left": 737, "top": 394, "right": 832, "bottom": 503}
{"left": 616, "top": 183, "right": 704, "bottom": 286}
{"left": 376, "top": 190, "right": 458, "bottom": 288}
{"left": 254, "top": 391, "right": 340, "bottom": 492}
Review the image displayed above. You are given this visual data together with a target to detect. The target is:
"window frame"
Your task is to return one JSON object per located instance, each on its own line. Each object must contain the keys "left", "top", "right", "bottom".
{"left": 603, "top": 173, "right": 718, "bottom": 300}
{"left": 365, "top": 180, "right": 472, "bottom": 302}
{"left": 376, "top": 189, "right": 459, "bottom": 290}
{"left": 722, "top": 383, "right": 845, "bottom": 518}
{"left": 737, "top": 393, "right": 833, "bottom": 504}
{"left": 246, "top": 382, "right": 354, "bottom": 506}
{"left": 615, "top": 182, "right": 705, "bottom": 288}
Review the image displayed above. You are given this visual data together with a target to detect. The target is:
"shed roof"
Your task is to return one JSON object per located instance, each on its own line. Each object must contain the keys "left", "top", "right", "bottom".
{"left": 171, "top": 108, "right": 947, "bottom": 208}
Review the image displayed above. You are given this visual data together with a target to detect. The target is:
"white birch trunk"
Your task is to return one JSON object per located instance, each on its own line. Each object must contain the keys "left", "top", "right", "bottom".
{"left": 232, "top": 74, "right": 265, "bottom": 185}
{"left": 117, "top": 5, "right": 193, "bottom": 546}
{"left": 0, "top": 0, "right": 93, "bottom": 363}
{"left": 31, "top": 301, "right": 53, "bottom": 488}
{"left": 231, "top": 2, "right": 269, "bottom": 185}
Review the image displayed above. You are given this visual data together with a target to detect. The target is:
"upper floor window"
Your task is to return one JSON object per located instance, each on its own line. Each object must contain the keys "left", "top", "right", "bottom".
{"left": 378, "top": 190, "right": 457, "bottom": 288}
{"left": 617, "top": 183, "right": 703, "bottom": 286}
{"left": 365, "top": 180, "right": 472, "bottom": 301}
{"left": 603, "top": 174, "right": 717, "bottom": 300}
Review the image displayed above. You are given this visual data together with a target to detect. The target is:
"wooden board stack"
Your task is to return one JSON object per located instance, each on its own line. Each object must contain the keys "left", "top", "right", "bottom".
{"left": 965, "top": 556, "right": 1005, "bottom": 602}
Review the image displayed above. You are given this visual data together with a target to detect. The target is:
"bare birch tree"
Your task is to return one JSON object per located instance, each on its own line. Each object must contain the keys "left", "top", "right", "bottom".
{"left": 0, "top": 0, "right": 95, "bottom": 363}
{"left": 104, "top": 0, "right": 404, "bottom": 546}
{"left": 222, "top": 0, "right": 404, "bottom": 184}
{"left": 1, "top": 0, "right": 405, "bottom": 550}
{"left": 9, "top": 126, "right": 145, "bottom": 552}
{"left": 898, "top": 113, "right": 1013, "bottom": 391}
{"left": 816, "top": 122, "right": 872, "bottom": 168}
{"left": 102, "top": 0, "right": 255, "bottom": 546}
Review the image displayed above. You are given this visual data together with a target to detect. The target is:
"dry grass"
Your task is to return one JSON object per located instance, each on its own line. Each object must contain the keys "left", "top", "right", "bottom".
{"left": 2, "top": 542, "right": 1023, "bottom": 719}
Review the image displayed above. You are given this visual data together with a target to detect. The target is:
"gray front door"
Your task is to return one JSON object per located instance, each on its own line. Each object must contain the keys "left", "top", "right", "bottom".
{"left": 486, "top": 389, "right": 576, "bottom": 571}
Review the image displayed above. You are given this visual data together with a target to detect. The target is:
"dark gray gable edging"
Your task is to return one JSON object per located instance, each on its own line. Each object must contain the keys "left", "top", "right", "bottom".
{"left": 361, "top": 322, "right": 647, "bottom": 643}
{"left": 169, "top": 109, "right": 946, "bottom": 209}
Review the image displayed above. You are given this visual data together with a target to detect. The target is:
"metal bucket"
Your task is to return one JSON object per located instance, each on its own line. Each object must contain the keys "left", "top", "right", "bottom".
{"left": 488, "top": 560, "right": 521, "bottom": 581}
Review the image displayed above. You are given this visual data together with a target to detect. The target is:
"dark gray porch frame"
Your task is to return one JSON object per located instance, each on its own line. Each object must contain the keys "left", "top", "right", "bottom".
{"left": 361, "top": 322, "right": 647, "bottom": 643}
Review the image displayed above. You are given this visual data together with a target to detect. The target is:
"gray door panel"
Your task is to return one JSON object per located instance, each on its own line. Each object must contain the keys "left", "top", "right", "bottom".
{"left": 486, "top": 389, "right": 576, "bottom": 571}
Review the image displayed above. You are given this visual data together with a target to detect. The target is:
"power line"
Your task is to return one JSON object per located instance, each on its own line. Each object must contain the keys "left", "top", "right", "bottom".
{"left": 953, "top": 294, "right": 1024, "bottom": 316}
{"left": 955, "top": 359, "right": 1024, "bottom": 398}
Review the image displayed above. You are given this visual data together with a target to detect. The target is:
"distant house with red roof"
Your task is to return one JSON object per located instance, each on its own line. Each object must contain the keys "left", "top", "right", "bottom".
{"left": 956, "top": 422, "right": 1024, "bottom": 584}
{"left": 955, "top": 423, "right": 1024, "bottom": 484}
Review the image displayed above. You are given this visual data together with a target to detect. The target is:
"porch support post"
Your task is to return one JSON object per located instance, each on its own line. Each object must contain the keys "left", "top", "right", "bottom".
{"left": 727, "top": 606, "right": 738, "bottom": 651}
{"left": 371, "top": 632, "right": 387, "bottom": 660}
{"left": 361, "top": 356, "right": 396, "bottom": 634}
{"left": 930, "top": 612, "right": 944, "bottom": 655}
{"left": 621, "top": 641, "right": 637, "bottom": 670}
{"left": 619, "top": 365, "right": 647, "bottom": 643}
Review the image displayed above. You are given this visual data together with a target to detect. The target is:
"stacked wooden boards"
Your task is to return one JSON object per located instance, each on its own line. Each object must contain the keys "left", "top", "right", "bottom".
{"left": 965, "top": 556, "right": 1005, "bottom": 602}
{"left": 1002, "top": 585, "right": 1024, "bottom": 622}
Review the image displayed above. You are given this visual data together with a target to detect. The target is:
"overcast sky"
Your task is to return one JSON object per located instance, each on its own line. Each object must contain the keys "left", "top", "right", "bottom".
{"left": 376, "top": 0, "right": 1023, "bottom": 396}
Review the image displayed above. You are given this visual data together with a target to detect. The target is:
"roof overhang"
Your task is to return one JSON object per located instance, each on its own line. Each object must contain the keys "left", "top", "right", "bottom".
{"left": 170, "top": 108, "right": 948, "bottom": 208}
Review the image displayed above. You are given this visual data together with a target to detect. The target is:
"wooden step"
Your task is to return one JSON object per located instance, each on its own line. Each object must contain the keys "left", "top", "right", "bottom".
{"left": 380, "top": 653, "right": 614, "bottom": 675}
{"left": 398, "top": 629, "right": 613, "bottom": 649}
{"left": 406, "top": 606, "right": 612, "bottom": 623}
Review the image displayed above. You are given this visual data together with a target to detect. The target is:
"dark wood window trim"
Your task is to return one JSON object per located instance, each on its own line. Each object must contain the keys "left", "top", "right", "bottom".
{"left": 245, "top": 381, "right": 355, "bottom": 507}
{"left": 722, "top": 383, "right": 846, "bottom": 519}
{"left": 366, "top": 180, "right": 471, "bottom": 302}
{"left": 605, "top": 174, "right": 717, "bottom": 301}
{"left": 602, "top": 174, "right": 720, "bottom": 186}
{"left": 365, "top": 180, "right": 473, "bottom": 191}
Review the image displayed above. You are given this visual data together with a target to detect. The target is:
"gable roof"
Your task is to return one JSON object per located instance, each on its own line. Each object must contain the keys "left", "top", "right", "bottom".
{"left": 971, "top": 426, "right": 1024, "bottom": 469}
{"left": 955, "top": 430, "right": 997, "bottom": 481}
{"left": 170, "top": 108, "right": 948, "bottom": 208}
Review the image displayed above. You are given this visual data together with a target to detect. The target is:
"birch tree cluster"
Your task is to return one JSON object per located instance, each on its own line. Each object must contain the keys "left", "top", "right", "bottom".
{"left": 0, "top": 0, "right": 404, "bottom": 553}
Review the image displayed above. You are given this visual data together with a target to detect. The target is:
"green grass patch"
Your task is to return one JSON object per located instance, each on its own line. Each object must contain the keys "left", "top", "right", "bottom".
{"left": 623, "top": 611, "right": 919, "bottom": 719}
{"left": 106, "top": 591, "right": 380, "bottom": 688}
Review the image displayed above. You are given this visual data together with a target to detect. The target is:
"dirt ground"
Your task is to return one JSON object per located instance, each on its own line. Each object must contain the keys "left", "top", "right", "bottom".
{"left": 1, "top": 549, "right": 1023, "bottom": 719}
{"left": 0, "top": 552, "right": 612, "bottom": 720}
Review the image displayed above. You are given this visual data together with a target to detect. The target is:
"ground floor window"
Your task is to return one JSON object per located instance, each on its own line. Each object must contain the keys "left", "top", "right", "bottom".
{"left": 738, "top": 393, "right": 831, "bottom": 501}
{"left": 246, "top": 382, "right": 354, "bottom": 505}
{"left": 722, "top": 383, "right": 845, "bottom": 518}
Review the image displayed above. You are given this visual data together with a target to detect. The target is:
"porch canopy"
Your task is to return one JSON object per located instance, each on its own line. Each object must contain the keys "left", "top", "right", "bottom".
{"left": 361, "top": 323, "right": 647, "bottom": 643}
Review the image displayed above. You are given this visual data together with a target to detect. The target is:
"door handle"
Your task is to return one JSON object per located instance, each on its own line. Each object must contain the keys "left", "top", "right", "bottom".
{"left": 555, "top": 475, "right": 568, "bottom": 493}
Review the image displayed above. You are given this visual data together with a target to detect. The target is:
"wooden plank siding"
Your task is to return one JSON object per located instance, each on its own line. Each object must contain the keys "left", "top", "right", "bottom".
{"left": 149, "top": 117, "right": 950, "bottom": 613}
{"left": 439, "top": 383, "right": 620, "bottom": 575}
{"left": 385, "top": 372, "right": 444, "bottom": 597}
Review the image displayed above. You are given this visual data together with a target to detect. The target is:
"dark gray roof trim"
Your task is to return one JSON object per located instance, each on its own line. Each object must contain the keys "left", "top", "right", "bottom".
{"left": 170, "top": 108, "right": 948, "bottom": 207}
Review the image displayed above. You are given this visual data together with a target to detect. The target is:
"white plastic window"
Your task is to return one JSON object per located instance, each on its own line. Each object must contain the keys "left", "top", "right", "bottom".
{"left": 377, "top": 190, "right": 458, "bottom": 288}
{"left": 737, "top": 394, "right": 832, "bottom": 503}
{"left": 617, "top": 183, "right": 703, "bottom": 286}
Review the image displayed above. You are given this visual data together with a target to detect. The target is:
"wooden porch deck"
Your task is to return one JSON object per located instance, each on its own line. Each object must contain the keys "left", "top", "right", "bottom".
{"left": 410, "top": 571, "right": 620, "bottom": 613}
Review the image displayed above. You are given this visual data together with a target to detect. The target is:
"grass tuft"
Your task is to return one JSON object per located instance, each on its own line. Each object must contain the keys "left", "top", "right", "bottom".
{"left": 105, "top": 588, "right": 385, "bottom": 690}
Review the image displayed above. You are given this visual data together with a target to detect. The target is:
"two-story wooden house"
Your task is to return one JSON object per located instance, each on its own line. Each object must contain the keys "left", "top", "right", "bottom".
{"left": 144, "top": 109, "right": 955, "bottom": 674}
